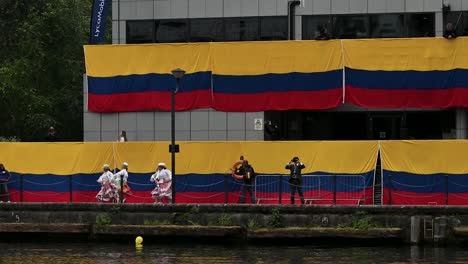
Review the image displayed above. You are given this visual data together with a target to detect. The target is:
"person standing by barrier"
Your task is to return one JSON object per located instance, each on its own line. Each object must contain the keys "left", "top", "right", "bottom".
{"left": 286, "top": 157, "right": 305, "bottom": 205}
{"left": 0, "top": 164, "right": 11, "bottom": 203}
{"left": 113, "top": 162, "right": 131, "bottom": 203}
{"left": 96, "top": 164, "right": 117, "bottom": 203}
{"left": 232, "top": 160, "right": 256, "bottom": 204}
{"left": 150, "top": 162, "right": 172, "bottom": 204}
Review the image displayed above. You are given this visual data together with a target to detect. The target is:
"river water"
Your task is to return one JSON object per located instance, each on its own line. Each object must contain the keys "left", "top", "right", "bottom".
{"left": 1, "top": 242, "right": 467, "bottom": 263}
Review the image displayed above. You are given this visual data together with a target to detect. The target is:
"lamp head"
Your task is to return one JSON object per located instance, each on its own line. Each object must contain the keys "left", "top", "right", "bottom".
{"left": 171, "top": 68, "right": 186, "bottom": 79}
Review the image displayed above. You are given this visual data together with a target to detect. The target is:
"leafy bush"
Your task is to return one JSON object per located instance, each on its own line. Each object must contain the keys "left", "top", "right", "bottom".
{"left": 216, "top": 213, "right": 233, "bottom": 226}
{"left": 0, "top": 136, "right": 20, "bottom": 142}
{"left": 268, "top": 208, "right": 283, "bottom": 228}
{"left": 95, "top": 213, "right": 112, "bottom": 225}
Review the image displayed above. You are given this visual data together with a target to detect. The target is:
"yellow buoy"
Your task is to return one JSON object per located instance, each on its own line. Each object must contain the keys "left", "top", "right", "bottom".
{"left": 135, "top": 236, "right": 143, "bottom": 244}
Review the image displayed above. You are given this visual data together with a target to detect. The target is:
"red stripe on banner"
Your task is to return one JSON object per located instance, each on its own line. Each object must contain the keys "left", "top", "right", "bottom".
{"left": 88, "top": 89, "right": 212, "bottom": 112}
{"left": 382, "top": 189, "right": 445, "bottom": 205}
{"left": 346, "top": 85, "right": 468, "bottom": 108}
{"left": 6, "top": 189, "right": 373, "bottom": 204}
{"left": 212, "top": 89, "right": 343, "bottom": 112}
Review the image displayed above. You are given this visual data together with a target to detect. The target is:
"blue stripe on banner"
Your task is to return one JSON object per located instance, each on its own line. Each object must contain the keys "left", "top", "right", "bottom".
{"left": 88, "top": 72, "right": 212, "bottom": 95}
{"left": 213, "top": 70, "right": 342, "bottom": 94}
{"left": 346, "top": 68, "right": 468, "bottom": 90}
{"left": 7, "top": 171, "right": 373, "bottom": 193}
{"left": 383, "top": 170, "right": 468, "bottom": 193}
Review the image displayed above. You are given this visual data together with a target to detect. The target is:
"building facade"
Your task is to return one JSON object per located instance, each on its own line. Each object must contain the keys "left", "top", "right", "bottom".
{"left": 84, "top": 0, "right": 468, "bottom": 142}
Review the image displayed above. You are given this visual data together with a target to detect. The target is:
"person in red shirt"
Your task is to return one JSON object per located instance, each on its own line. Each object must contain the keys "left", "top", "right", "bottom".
{"left": 0, "top": 164, "right": 11, "bottom": 203}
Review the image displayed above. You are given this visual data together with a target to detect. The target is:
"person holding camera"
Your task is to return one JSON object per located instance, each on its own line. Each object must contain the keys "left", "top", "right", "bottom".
{"left": 285, "top": 157, "right": 305, "bottom": 205}
{"left": 232, "top": 159, "right": 256, "bottom": 204}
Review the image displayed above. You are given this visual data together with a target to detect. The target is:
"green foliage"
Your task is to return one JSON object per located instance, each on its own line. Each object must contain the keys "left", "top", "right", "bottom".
{"left": 0, "top": 136, "right": 20, "bottom": 142}
{"left": 268, "top": 208, "right": 283, "bottom": 228}
{"left": 247, "top": 218, "right": 261, "bottom": 230}
{"left": 337, "top": 212, "right": 377, "bottom": 230}
{"left": 180, "top": 206, "right": 200, "bottom": 226}
{"left": 144, "top": 219, "right": 170, "bottom": 226}
{"left": 215, "top": 213, "right": 233, "bottom": 226}
{"left": 0, "top": 0, "right": 111, "bottom": 141}
{"left": 95, "top": 212, "right": 112, "bottom": 225}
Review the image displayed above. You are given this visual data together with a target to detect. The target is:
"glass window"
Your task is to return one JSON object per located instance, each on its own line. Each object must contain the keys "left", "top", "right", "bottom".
{"left": 189, "top": 18, "right": 224, "bottom": 42}
{"left": 155, "top": 19, "right": 188, "bottom": 43}
{"left": 302, "top": 16, "right": 333, "bottom": 40}
{"left": 370, "top": 14, "right": 404, "bottom": 38}
{"left": 224, "top": 17, "right": 259, "bottom": 41}
{"left": 333, "top": 15, "right": 370, "bottom": 39}
{"left": 126, "top": 20, "right": 154, "bottom": 44}
{"left": 259, "top": 16, "right": 288, "bottom": 40}
{"left": 405, "top": 13, "right": 435, "bottom": 37}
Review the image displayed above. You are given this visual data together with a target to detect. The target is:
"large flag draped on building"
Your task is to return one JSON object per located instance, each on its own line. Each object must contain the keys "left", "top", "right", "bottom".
{"left": 210, "top": 41, "right": 343, "bottom": 111}
{"left": 0, "top": 141, "right": 377, "bottom": 204}
{"left": 84, "top": 44, "right": 212, "bottom": 112}
{"left": 84, "top": 38, "right": 468, "bottom": 112}
{"left": 380, "top": 140, "right": 468, "bottom": 205}
{"left": 343, "top": 38, "right": 468, "bottom": 108}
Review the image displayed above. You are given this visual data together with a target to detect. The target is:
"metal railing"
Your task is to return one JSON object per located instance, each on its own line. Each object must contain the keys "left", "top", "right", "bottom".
{"left": 254, "top": 174, "right": 367, "bottom": 205}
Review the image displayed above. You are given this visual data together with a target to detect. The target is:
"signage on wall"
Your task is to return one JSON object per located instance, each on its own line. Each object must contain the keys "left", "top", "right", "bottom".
{"left": 254, "top": 119, "right": 263, "bottom": 131}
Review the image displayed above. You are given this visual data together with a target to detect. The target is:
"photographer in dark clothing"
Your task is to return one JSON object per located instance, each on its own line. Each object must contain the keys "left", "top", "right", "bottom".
{"left": 285, "top": 157, "right": 305, "bottom": 205}
{"left": 233, "top": 160, "right": 256, "bottom": 204}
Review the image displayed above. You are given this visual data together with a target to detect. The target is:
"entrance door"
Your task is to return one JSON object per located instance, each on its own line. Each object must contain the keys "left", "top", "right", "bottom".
{"left": 367, "top": 113, "right": 403, "bottom": 140}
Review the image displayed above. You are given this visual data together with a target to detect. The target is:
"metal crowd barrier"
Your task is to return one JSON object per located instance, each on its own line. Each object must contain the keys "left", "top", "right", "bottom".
{"left": 254, "top": 174, "right": 367, "bottom": 205}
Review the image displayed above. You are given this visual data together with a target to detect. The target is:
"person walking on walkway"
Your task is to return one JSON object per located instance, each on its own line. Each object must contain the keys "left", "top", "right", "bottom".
{"left": 0, "top": 164, "right": 11, "bottom": 203}
{"left": 286, "top": 157, "right": 305, "bottom": 205}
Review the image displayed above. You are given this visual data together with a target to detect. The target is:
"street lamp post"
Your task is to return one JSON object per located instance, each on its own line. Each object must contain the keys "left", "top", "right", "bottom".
{"left": 171, "top": 68, "right": 185, "bottom": 204}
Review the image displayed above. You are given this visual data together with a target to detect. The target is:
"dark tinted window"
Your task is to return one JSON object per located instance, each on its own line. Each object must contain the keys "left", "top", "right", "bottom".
{"left": 224, "top": 17, "right": 259, "bottom": 41}
{"left": 260, "top": 16, "right": 288, "bottom": 40}
{"left": 334, "top": 15, "right": 370, "bottom": 39}
{"left": 190, "top": 18, "right": 224, "bottom": 42}
{"left": 370, "top": 14, "right": 404, "bottom": 38}
{"left": 155, "top": 19, "right": 188, "bottom": 43}
{"left": 126, "top": 20, "right": 154, "bottom": 43}
{"left": 303, "top": 13, "right": 435, "bottom": 39}
{"left": 406, "top": 13, "right": 435, "bottom": 37}
{"left": 302, "top": 16, "right": 333, "bottom": 40}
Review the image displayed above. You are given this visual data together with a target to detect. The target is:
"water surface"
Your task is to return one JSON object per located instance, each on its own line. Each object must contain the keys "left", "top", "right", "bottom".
{"left": 0, "top": 242, "right": 467, "bottom": 263}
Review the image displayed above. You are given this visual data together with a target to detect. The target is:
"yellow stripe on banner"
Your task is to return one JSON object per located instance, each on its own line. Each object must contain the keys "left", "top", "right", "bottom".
{"left": 343, "top": 38, "right": 468, "bottom": 71}
{"left": 381, "top": 140, "right": 468, "bottom": 175}
{"left": 123, "top": 141, "right": 377, "bottom": 175}
{"left": 84, "top": 43, "right": 211, "bottom": 77}
{"left": 0, "top": 141, "right": 378, "bottom": 175}
{"left": 211, "top": 40, "right": 343, "bottom": 75}
{"left": 0, "top": 143, "right": 114, "bottom": 175}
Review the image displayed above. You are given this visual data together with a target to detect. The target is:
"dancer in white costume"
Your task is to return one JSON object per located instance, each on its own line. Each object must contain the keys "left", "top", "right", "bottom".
{"left": 96, "top": 164, "right": 118, "bottom": 202}
{"left": 113, "top": 162, "right": 131, "bottom": 203}
{"left": 150, "top": 162, "right": 172, "bottom": 204}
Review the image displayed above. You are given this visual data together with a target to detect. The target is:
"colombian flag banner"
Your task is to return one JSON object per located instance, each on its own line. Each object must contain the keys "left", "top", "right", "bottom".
{"left": 381, "top": 140, "right": 468, "bottom": 205}
{"left": 84, "top": 44, "right": 212, "bottom": 112}
{"left": 211, "top": 41, "right": 343, "bottom": 111}
{"left": 343, "top": 38, "right": 468, "bottom": 108}
{"left": 0, "top": 141, "right": 377, "bottom": 204}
